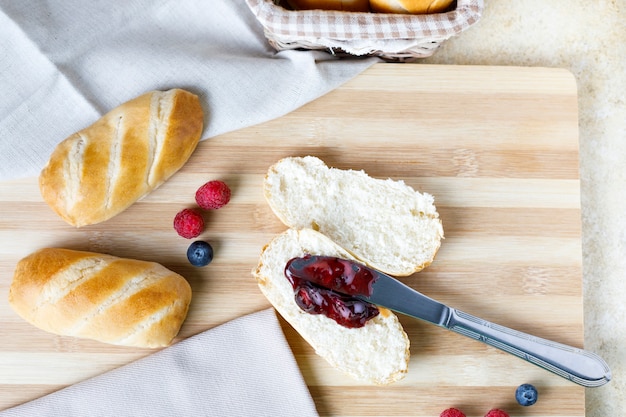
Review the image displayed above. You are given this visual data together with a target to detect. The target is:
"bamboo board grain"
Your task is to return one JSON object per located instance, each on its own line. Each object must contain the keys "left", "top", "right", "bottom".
{"left": 0, "top": 64, "right": 584, "bottom": 416}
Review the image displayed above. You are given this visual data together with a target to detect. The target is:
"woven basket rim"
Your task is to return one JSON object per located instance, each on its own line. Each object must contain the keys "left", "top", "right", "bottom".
{"left": 247, "top": 0, "right": 484, "bottom": 41}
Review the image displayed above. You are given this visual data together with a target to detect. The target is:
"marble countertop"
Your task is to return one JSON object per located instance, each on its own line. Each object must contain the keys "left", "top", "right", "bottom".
{"left": 422, "top": 1, "right": 625, "bottom": 415}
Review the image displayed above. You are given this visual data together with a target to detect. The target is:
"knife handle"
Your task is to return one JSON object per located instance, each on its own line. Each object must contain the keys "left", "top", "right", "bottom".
{"left": 445, "top": 308, "right": 611, "bottom": 387}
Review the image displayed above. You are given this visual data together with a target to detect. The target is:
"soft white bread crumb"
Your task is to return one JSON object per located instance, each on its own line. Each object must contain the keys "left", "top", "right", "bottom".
{"left": 263, "top": 156, "right": 444, "bottom": 276}
{"left": 253, "top": 228, "right": 410, "bottom": 385}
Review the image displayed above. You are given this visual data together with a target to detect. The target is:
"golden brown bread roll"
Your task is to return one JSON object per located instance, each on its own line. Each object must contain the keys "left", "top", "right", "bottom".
{"left": 8, "top": 248, "right": 192, "bottom": 348}
{"left": 39, "top": 88, "right": 204, "bottom": 227}
{"left": 287, "top": 0, "right": 370, "bottom": 11}
{"left": 370, "top": 0, "right": 454, "bottom": 14}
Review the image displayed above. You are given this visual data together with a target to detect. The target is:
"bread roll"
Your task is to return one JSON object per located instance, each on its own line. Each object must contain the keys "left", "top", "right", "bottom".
{"left": 253, "top": 228, "right": 410, "bottom": 385}
{"left": 287, "top": 0, "right": 370, "bottom": 12}
{"left": 263, "top": 156, "right": 444, "bottom": 276}
{"left": 8, "top": 248, "right": 192, "bottom": 348}
{"left": 370, "top": 0, "right": 454, "bottom": 14}
{"left": 39, "top": 88, "right": 204, "bottom": 227}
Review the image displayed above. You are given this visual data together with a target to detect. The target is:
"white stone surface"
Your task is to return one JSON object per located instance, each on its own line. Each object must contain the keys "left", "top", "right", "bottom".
{"left": 422, "top": 1, "right": 626, "bottom": 415}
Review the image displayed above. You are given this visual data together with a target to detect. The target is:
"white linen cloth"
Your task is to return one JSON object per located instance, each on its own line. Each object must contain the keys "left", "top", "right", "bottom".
{"left": 0, "top": 0, "right": 376, "bottom": 181}
{"left": 0, "top": 309, "right": 320, "bottom": 417}
{"left": 0, "top": 0, "right": 377, "bottom": 414}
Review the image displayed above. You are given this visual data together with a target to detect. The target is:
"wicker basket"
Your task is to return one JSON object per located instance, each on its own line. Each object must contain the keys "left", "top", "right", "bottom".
{"left": 245, "top": 0, "right": 483, "bottom": 61}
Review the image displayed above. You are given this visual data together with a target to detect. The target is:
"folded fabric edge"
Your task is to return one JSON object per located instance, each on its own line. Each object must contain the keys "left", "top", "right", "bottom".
{"left": 0, "top": 308, "right": 319, "bottom": 417}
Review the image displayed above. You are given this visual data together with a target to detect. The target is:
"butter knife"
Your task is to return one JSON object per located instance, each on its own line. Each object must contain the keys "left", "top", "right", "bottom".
{"left": 287, "top": 256, "right": 611, "bottom": 387}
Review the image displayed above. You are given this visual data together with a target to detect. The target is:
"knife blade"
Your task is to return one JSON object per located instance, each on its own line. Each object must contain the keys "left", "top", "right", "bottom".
{"left": 286, "top": 255, "right": 611, "bottom": 388}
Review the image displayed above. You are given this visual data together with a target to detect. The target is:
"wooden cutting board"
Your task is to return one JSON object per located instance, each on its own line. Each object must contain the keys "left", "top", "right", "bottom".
{"left": 0, "top": 64, "right": 584, "bottom": 416}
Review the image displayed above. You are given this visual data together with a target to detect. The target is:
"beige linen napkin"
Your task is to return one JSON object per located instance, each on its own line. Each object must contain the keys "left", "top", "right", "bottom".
{"left": 0, "top": 309, "right": 319, "bottom": 417}
{"left": 0, "top": 0, "right": 376, "bottom": 181}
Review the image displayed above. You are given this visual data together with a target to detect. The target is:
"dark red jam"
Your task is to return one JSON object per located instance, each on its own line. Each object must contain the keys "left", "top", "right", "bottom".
{"left": 285, "top": 255, "right": 379, "bottom": 328}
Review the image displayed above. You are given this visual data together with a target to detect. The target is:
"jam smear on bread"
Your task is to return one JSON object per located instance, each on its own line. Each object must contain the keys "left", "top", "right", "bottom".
{"left": 285, "top": 255, "right": 379, "bottom": 328}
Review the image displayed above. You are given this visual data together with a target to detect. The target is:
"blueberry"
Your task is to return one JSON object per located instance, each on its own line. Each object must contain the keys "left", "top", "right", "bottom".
{"left": 515, "top": 383, "right": 538, "bottom": 406}
{"left": 187, "top": 241, "right": 213, "bottom": 267}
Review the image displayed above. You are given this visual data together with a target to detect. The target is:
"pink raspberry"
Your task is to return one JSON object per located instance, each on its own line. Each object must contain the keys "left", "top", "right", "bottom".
{"left": 440, "top": 408, "right": 466, "bottom": 417}
{"left": 484, "top": 410, "right": 510, "bottom": 417}
{"left": 195, "top": 180, "right": 231, "bottom": 210}
{"left": 173, "top": 208, "right": 204, "bottom": 239}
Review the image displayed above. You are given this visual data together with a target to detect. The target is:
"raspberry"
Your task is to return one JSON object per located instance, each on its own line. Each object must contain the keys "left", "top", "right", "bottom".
{"left": 173, "top": 208, "right": 204, "bottom": 239}
{"left": 484, "top": 409, "right": 510, "bottom": 417}
{"left": 195, "top": 180, "right": 231, "bottom": 210}
{"left": 440, "top": 408, "right": 466, "bottom": 417}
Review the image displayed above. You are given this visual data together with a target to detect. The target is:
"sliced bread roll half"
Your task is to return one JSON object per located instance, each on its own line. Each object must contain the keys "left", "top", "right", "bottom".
{"left": 263, "top": 156, "right": 444, "bottom": 276}
{"left": 253, "top": 228, "right": 410, "bottom": 385}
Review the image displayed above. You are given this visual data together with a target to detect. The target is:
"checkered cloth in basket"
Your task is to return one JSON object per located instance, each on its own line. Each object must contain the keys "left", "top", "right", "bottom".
{"left": 246, "top": 0, "right": 483, "bottom": 61}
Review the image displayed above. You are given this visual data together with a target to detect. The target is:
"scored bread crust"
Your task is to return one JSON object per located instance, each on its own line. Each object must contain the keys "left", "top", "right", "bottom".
{"left": 370, "top": 0, "right": 454, "bottom": 14}
{"left": 263, "top": 156, "right": 444, "bottom": 276}
{"left": 253, "top": 228, "right": 410, "bottom": 385}
{"left": 39, "top": 88, "right": 204, "bottom": 227}
{"left": 9, "top": 248, "right": 192, "bottom": 348}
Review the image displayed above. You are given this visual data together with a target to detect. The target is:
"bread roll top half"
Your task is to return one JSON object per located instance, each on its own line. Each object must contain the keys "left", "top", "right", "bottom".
{"left": 9, "top": 248, "right": 192, "bottom": 348}
{"left": 254, "top": 228, "right": 410, "bottom": 385}
{"left": 263, "top": 156, "right": 444, "bottom": 276}
{"left": 39, "top": 88, "right": 204, "bottom": 227}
